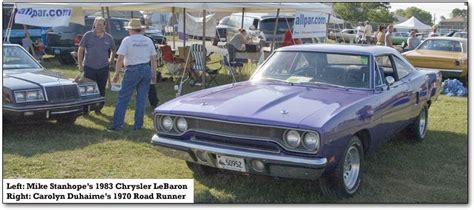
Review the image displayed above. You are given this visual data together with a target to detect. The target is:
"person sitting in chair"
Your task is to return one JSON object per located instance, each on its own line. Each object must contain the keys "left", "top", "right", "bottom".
{"left": 226, "top": 29, "right": 249, "bottom": 63}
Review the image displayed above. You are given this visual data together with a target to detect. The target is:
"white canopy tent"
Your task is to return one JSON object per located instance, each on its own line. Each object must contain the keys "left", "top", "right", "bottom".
{"left": 394, "top": 16, "right": 432, "bottom": 31}
{"left": 14, "top": 2, "right": 333, "bottom": 94}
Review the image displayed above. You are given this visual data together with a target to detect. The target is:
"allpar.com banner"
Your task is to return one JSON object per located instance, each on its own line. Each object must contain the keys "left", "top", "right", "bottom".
{"left": 15, "top": 7, "right": 73, "bottom": 27}
{"left": 292, "top": 12, "right": 328, "bottom": 39}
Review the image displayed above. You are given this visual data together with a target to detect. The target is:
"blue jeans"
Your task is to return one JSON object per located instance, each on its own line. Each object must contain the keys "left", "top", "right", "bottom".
{"left": 112, "top": 63, "right": 151, "bottom": 130}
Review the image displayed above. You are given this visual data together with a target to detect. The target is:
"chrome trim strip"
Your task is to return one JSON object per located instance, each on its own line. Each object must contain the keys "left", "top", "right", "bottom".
{"left": 50, "top": 108, "right": 83, "bottom": 115}
{"left": 154, "top": 114, "right": 320, "bottom": 154}
{"left": 417, "top": 68, "right": 463, "bottom": 73}
{"left": 152, "top": 135, "right": 327, "bottom": 168}
{"left": 3, "top": 98, "right": 104, "bottom": 112}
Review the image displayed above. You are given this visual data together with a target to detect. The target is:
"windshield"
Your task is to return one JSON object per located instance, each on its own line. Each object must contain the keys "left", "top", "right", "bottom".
{"left": 2, "top": 45, "right": 42, "bottom": 70}
{"left": 418, "top": 39, "right": 465, "bottom": 52}
{"left": 252, "top": 51, "right": 371, "bottom": 88}
{"left": 259, "top": 18, "right": 294, "bottom": 34}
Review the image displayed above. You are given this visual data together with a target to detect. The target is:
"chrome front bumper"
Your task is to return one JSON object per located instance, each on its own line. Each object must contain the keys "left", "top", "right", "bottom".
{"left": 151, "top": 135, "right": 327, "bottom": 180}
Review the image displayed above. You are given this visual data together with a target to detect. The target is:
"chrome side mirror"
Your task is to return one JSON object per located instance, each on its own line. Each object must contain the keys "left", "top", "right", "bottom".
{"left": 249, "top": 25, "right": 256, "bottom": 31}
{"left": 386, "top": 76, "right": 395, "bottom": 86}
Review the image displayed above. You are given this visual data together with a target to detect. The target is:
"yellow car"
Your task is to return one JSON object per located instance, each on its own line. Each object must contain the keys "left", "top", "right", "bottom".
{"left": 403, "top": 37, "right": 467, "bottom": 81}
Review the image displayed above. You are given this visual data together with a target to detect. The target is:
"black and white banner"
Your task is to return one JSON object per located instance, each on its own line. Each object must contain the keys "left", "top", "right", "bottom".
{"left": 15, "top": 7, "right": 73, "bottom": 27}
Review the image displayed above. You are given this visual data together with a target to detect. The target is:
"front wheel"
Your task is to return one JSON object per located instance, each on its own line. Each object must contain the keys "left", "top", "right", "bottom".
{"left": 408, "top": 106, "right": 428, "bottom": 142}
{"left": 319, "top": 135, "right": 364, "bottom": 198}
{"left": 185, "top": 161, "right": 218, "bottom": 177}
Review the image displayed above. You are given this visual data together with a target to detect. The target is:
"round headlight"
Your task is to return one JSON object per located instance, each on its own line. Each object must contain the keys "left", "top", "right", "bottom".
{"left": 176, "top": 117, "right": 188, "bottom": 132}
{"left": 161, "top": 116, "right": 173, "bottom": 131}
{"left": 303, "top": 132, "right": 320, "bottom": 151}
{"left": 285, "top": 130, "right": 301, "bottom": 148}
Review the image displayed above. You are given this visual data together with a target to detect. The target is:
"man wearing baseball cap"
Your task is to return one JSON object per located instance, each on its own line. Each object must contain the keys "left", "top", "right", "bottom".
{"left": 108, "top": 19, "right": 158, "bottom": 131}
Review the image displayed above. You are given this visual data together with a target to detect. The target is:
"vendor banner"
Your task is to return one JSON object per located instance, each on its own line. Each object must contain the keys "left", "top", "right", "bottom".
{"left": 15, "top": 7, "right": 73, "bottom": 27}
{"left": 292, "top": 12, "right": 327, "bottom": 39}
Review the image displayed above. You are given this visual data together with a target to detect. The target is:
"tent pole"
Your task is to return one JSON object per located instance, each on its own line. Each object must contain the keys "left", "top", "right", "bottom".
{"left": 271, "top": 8, "right": 280, "bottom": 51}
{"left": 172, "top": 7, "right": 176, "bottom": 49}
{"left": 183, "top": 8, "right": 186, "bottom": 47}
{"left": 106, "top": 7, "right": 112, "bottom": 34}
{"left": 202, "top": 9, "right": 206, "bottom": 89}
{"left": 101, "top": 7, "right": 105, "bottom": 18}
{"left": 241, "top": 8, "right": 245, "bottom": 29}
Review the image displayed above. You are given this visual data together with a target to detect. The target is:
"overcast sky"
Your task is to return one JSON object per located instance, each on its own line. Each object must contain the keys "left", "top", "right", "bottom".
{"left": 389, "top": 3, "right": 467, "bottom": 24}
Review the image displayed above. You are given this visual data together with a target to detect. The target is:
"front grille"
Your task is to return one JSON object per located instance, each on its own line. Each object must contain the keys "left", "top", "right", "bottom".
{"left": 45, "top": 85, "right": 80, "bottom": 102}
{"left": 189, "top": 118, "right": 284, "bottom": 142}
{"left": 192, "top": 133, "right": 281, "bottom": 153}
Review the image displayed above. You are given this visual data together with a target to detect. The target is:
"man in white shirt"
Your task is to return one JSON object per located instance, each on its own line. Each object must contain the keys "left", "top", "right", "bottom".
{"left": 109, "top": 19, "right": 158, "bottom": 131}
{"left": 356, "top": 22, "right": 366, "bottom": 44}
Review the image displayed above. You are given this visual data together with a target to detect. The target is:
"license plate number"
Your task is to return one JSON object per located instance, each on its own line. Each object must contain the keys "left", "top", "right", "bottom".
{"left": 216, "top": 155, "right": 246, "bottom": 172}
{"left": 54, "top": 49, "right": 60, "bottom": 54}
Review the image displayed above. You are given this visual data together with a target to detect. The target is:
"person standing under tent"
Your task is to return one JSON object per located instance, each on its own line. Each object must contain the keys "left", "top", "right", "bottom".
{"left": 76, "top": 17, "right": 116, "bottom": 114}
{"left": 109, "top": 19, "right": 157, "bottom": 131}
{"left": 375, "top": 25, "right": 385, "bottom": 46}
{"left": 384, "top": 25, "right": 394, "bottom": 48}
{"left": 226, "top": 29, "right": 249, "bottom": 63}
{"left": 406, "top": 31, "right": 421, "bottom": 51}
{"left": 22, "top": 32, "right": 34, "bottom": 55}
{"left": 364, "top": 21, "right": 373, "bottom": 44}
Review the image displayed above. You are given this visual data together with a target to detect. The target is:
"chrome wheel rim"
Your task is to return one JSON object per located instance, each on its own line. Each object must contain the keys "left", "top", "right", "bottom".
{"left": 419, "top": 109, "right": 427, "bottom": 137}
{"left": 343, "top": 145, "right": 360, "bottom": 190}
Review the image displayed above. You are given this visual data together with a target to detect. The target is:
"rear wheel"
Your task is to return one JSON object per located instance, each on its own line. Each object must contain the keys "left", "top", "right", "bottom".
{"left": 185, "top": 161, "right": 218, "bottom": 177}
{"left": 319, "top": 135, "right": 364, "bottom": 198}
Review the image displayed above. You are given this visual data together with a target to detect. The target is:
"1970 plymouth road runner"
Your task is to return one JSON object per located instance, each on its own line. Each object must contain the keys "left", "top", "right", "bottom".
{"left": 2, "top": 44, "right": 104, "bottom": 124}
{"left": 151, "top": 44, "right": 441, "bottom": 198}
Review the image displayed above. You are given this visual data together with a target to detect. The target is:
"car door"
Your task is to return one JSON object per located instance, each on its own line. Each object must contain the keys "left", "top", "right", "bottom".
{"left": 374, "top": 54, "right": 411, "bottom": 143}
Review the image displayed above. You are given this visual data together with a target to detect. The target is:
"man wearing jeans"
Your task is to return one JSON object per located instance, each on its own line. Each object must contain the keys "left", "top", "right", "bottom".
{"left": 76, "top": 17, "right": 116, "bottom": 114}
{"left": 109, "top": 19, "right": 157, "bottom": 131}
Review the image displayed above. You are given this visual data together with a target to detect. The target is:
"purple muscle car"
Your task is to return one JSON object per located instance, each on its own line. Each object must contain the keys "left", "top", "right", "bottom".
{"left": 151, "top": 44, "right": 441, "bottom": 198}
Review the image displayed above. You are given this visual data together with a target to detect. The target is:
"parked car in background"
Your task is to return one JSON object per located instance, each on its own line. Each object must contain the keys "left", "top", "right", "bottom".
{"left": 216, "top": 13, "right": 295, "bottom": 46}
{"left": 46, "top": 16, "right": 129, "bottom": 65}
{"left": 452, "top": 32, "right": 467, "bottom": 39}
{"left": 392, "top": 32, "right": 409, "bottom": 45}
{"left": 403, "top": 37, "right": 467, "bottom": 82}
{"left": 151, "top": 44, "right": 441, "bottom": 198}
{"left": 2, "top": 44, "right": 104, "bottom": 124}
{"left": 144, "top": 29, "right": 167, "bottom": 45}
{"left": 328, "top": 29, "right": 357, "bottom": 43}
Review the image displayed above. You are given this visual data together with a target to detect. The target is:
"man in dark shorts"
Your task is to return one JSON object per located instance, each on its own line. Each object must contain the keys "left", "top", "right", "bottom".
{"left": 76, "top": 17, "right": 116, "bottom": 114}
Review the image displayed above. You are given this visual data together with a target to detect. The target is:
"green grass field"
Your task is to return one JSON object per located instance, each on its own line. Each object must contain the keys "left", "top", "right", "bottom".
{"left": 3, "top": 59, "right": 468, "bottom": 203}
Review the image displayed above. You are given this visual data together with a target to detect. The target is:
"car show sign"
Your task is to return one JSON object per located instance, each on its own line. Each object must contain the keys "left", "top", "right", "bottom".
{"left": 292, "top": 12, "right": 327, "bottom": 38}
{"left": 14, "top": 7, "right": 73, "bottom": 27}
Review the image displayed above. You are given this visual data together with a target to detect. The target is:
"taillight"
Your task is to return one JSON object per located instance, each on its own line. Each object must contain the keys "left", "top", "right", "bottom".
{"left": 454, "top": 60, "right": 460, "bottom": 66}
{"left": 73, "top": 35, "right": 82, "bottom": 46}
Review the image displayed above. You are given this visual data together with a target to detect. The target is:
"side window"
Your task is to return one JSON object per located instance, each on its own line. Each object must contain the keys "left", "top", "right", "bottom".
{"left": 375, "top": 55, "right": 397, "bottom": 81}
{"left": 110, "top": 20, "right": 122, "bottom": 32}
{"left": 393, "top": 56, "right": 413, "bottom": 79}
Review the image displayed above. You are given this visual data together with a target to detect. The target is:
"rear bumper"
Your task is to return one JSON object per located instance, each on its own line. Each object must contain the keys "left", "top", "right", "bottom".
{"left": 45, "top": 46, "right": 76, "bottom": 55}
{"left": 418, "top": 68, "right": 466, "bottom": 78}
{"left": 151, "top": 135, "right": 327, "bottom": 180}
{"left": 3, "top": 97, "right": 104, "bottom": 122}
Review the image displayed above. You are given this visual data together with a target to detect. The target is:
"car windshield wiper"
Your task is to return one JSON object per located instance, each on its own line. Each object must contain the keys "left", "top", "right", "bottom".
{"left": 295, "top": 82, "right": 349, "bottom": 90}
{"left": 262, "top": 78, "right": 294, "bottom": 85}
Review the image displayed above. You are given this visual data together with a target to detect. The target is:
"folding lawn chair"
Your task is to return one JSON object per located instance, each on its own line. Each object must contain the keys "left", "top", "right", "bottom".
{"left": 190, "top": 44, "right": 222, "bottom": 87}
{"left": 160, "top": 45, "right": 190, "bottom": 84}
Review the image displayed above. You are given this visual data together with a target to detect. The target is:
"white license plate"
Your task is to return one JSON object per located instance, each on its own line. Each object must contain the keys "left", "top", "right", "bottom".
{"left": 54, "top": 49, "right": 60, "bottom": 54}
{"left": 216, "top": 155, "right": 247, "bottom": 172}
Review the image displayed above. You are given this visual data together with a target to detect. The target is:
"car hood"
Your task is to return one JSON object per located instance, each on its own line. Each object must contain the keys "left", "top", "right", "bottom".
{"left": 157, "top": 81, "right": 371, "bottom": 128}
{"left": 3, "top": 70, "right": 82, "bottom": 90}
